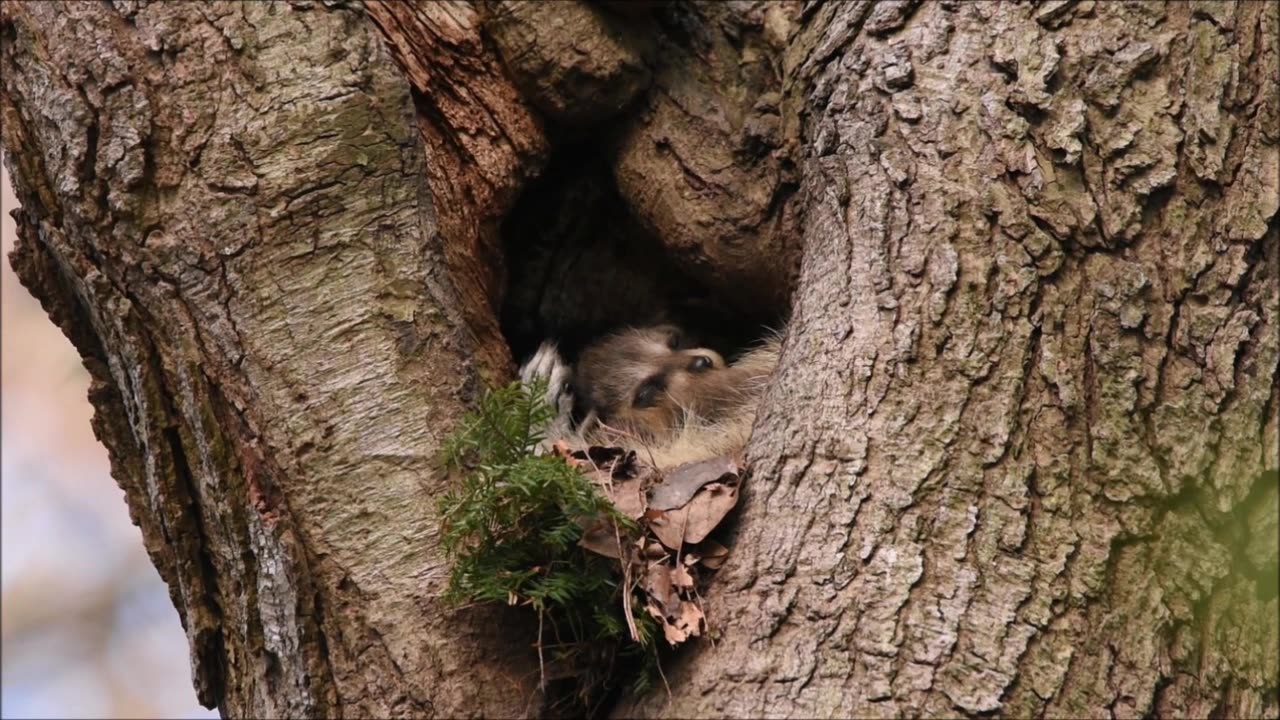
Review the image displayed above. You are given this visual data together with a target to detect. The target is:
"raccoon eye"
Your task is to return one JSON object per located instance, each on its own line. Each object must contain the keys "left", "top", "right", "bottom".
{"left": 688, "top": 355, "right": 713, "bottom": 373}
{"left": 633, "top": 377, "right": 665, "bottom": 408}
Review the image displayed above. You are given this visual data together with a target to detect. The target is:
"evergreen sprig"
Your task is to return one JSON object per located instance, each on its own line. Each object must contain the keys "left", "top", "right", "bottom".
{"left": 439, "top": 379, "right": 622, "bottom": 610}
{"left": 437, "top": 378, "right": 659, "bottom": 704}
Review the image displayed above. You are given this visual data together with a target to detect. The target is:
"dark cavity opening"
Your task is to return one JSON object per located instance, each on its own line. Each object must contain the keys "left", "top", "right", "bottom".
{"left": 500, "top": 143, "right": 777, "bottom": 367}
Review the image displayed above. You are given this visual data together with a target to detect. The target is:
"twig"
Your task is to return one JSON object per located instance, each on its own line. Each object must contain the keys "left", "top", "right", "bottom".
{"left": 621, "top": 546, "right": 639, "bottom": 643}
{"left": 537, "top": 609, "right": 547, "bottom": 692}
{"left": 656, "top": 643, "right": 673, "bottom": 705}
{"left": 692, "top": 580, "right": 715, "bottom": 649}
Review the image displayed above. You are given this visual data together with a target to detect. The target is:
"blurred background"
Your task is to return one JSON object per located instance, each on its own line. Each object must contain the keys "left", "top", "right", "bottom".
{"left": 2, "top": 166, "right": 216, "bottom": 718}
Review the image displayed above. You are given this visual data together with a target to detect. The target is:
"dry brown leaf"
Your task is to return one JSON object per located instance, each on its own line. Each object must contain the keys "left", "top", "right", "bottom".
{"left": 645, "top": 564, "right": 682, "bottom": 617}
{"left": 643, "top": 602, "right": 662, "bottom": 622}
{"left": 646, "top": 506, "right": 688, "bottom": 550}
{"left": 695, "top": 539, "right": 730, "bottom": 569}
{"left": 681, "top": 481, "right": 739, "bottom": 544}
{"left": 578, "top": 519, "right": 623, "bottom": 559}
{"left": 662, "top": 621, "right": 690, "bottom": 645}
{"left": 605, "top": 477, "right": 648, "bottom": 519}
{"left": 662, "top": 626, "right": 688, "bottom": 645}
{"left": 647, "top": 455, "right": 740, "bottom": 511}
{"left": 646, "top": 601, "right": 691, "bottom": 645}
{"left": 643, "top": 562, "right": 708, "bottom": 647}
{"left": 551, "top": 440, "right": 576, "bottom": 460}
{"left": 671, "top": 563, "right": 695, "bottom": 590}
{"left": 625, "top": 463, "right": 659, "bottom": 485}
{"left": 673, "top": 600, "right": 705, "bottom": 639}
{"left": 640, "top": 563, "right": 691, "bottom": 648}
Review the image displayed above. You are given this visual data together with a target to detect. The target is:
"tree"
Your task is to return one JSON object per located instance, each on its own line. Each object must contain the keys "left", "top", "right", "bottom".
{"left": 2, "top": 1, "right": 1275, "bottom": 718}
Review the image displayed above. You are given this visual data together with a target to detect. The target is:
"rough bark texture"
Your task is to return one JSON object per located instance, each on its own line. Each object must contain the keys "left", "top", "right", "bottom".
{"left": 609, "top": 0, "right": 804, "bottom": 321}
{"left": 480, "top": 0, "right": 651, "bottom": 128}
{"left": 476, "top": 0, "right": 805, "bottom": 324}
{"left": 365, "top": 0, "right": 549, "bottom": 382}
{"left": 1, "top": 1, "right": 542, "bottom": 716}
{"left": 3, "top": 0, "right": 1277, "bottom": 718}
{"left": 622, "top": 1, "right": 1280, "bottom": 717}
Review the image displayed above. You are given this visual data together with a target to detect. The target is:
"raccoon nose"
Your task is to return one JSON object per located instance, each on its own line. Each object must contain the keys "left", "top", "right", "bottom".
{"left": 688, "top": 355, "right": 714, "bottom": 372}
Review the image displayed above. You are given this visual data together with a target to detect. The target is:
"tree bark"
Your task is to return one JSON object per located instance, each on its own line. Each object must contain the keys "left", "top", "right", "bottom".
{"left": 620, "top": 1, "right": 1279, "bottom": 717}
{"left": 2, "top": 1, "right": 1276, "bottom": 719}
{"left": 1, "top": 1, "right": 543, "bottom": 716}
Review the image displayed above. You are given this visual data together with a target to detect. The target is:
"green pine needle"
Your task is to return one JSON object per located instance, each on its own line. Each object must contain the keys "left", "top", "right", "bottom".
{"left": 437, "top": 378, "right": 658, "bottom": 704}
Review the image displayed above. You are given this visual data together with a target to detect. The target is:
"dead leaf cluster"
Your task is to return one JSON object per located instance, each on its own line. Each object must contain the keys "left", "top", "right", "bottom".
{"left": 555, "top": 443, "right": 740, "bottom": 648}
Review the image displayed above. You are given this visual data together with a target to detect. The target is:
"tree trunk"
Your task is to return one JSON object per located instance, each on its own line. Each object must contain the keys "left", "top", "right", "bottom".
{"left": 620, "top": 1, "right": 1279, "bottom": 717}
{"left": 1, "top": 1, "right": 544, "bottom": 716}
{"left": 3, "top": 1, "right": 1276, "bottom": 719}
